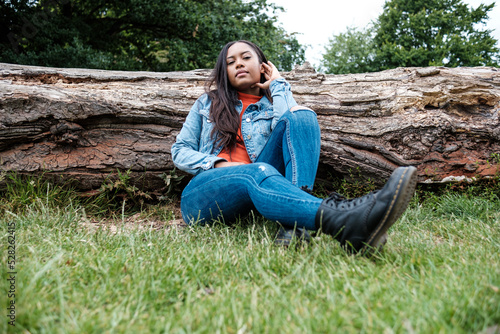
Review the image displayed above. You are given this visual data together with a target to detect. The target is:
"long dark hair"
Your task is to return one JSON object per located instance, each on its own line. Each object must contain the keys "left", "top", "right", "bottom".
{"left": 206, "top": 40, "right": 273, "bottom": 151}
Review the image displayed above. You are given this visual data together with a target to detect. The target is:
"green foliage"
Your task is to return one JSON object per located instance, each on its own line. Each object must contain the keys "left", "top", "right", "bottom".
{"left": 373, "top": 0, "right": 499, "bottom": 69}
{"left": 0, "top": 172, "right": 77, "bottom": 215}
{"left": 417, "top": 175, "right": 500, "bottom": 205}
{"left": 158, "top": 168, "right": 185, "bottom": 203}
{"left": 94, "top": 169, "right": 152, "bottom": 214}
{"left": 325, "top": 167, "right": 378, "bottom": 199}
{"left": 321, "top": 26, "right": 378, "bottom": 74}
{"left": 491, "top": 152, "right": 500, "bottom": 165}
{"left": 1, "top": 0, "right": 305, "bottom": 71}
{"left": 1, "top": 182, "right": 499, "bottom": 333}
{"left": 321, "top": 0, "right": 499, "bottom": 74}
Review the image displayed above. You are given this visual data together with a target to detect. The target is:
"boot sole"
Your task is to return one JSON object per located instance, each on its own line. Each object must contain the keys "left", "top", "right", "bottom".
{"left": 362, "top": 166, "right": 417, "bottom": 254}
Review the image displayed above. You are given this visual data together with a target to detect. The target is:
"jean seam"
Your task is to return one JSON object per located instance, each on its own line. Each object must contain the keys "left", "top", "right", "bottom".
{"left": 283, "top": 118, "right": 297, "bottom": 186}
{"left": 182, "top": 172, "right": 250, "bottom": 198}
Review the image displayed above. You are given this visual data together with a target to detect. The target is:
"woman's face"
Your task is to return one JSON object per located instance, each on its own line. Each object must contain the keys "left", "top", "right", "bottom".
{"left": 226, "top": 42, "right": 263, "bottom": 96}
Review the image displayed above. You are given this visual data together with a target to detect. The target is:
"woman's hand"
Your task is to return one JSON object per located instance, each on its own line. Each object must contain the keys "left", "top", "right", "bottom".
{"left": 215, "top": 161, "right": 246, "bottom": 168}
{"left": 251, "top": 61, "right": 281, "bottom": 90}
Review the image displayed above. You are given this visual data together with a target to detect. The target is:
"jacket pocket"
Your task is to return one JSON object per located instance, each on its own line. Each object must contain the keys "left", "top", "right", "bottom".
{"left": 198, "top": 109, "right": 214, "bottom": 151}
{"left": 251, "top": 112, "right": 274, "bottom": 136}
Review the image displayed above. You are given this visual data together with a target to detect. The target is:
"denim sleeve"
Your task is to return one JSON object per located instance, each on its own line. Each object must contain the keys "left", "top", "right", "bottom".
{"left": 269, "top": 78, "right": 298, "bottom": 129}
{"left": 171, "top": 96, "right": 226, "bottom": 175}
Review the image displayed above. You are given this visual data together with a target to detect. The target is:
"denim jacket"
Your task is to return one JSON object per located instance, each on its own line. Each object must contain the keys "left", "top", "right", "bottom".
{"left": 172, "top": 78, "right": 298, "bottom": 175}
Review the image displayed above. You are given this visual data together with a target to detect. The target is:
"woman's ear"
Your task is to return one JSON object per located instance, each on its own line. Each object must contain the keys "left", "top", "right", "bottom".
{"left": 260, "top": 63, "right": 266, "bottom": 73}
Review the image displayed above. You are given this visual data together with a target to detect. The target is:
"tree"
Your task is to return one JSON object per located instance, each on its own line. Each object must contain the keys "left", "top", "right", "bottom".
{"left": 321, "top": 26, "right": 377, "bottom": 74}
{"left": 0, "top": 0, "right": 305, "bottom": 71}
{"left": 321, "top": 0, "right": 499, "bottom": 74}
{"left": 2, "top": 64, "right": 499, "bottom": 189}
{"left": 373, "top": 0, "right": 499, "bottom": 69}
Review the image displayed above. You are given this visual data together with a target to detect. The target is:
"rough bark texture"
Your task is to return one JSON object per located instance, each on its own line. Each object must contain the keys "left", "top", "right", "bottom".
{"left": 1, "top": 62, "right": 499, "bottom": 191}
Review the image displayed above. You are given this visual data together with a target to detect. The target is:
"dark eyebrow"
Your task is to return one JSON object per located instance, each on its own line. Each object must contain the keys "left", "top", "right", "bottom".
{"left": 226, "top": 51, "right": 252, "bottom": 60}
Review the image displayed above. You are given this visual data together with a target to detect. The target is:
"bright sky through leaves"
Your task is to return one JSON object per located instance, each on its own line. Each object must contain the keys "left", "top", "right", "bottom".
{"left": 271, "top": 0, "right": 500, "bottom": 67}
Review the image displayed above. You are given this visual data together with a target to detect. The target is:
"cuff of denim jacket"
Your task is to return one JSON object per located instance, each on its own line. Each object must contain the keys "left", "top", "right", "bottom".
{"left": 270, "top": 77, "right": 288, "bottom": 90}
{"left": 201, "top": 157, "right": 227, "bottom": 171}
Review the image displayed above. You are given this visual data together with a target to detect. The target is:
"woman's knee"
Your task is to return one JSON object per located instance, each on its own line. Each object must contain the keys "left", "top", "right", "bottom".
{"left": 290, "top": 105, "right": 314, "bottom": 113}
{"left": 282, "top": 107, "right": 319, "bottom": 130}
{"left": 249, "top": 162, "right": 282, "bottom": 180}
{"left": 286, "top": 107, "right": 317, "bottom": 122}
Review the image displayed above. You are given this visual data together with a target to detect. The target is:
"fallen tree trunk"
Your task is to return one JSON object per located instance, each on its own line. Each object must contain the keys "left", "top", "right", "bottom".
{"left": 1, "top": 62, "right": 499, "bottom": 191}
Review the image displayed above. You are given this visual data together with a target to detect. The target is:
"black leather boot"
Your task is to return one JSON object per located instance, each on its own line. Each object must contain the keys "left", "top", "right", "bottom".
{"left": 315, "top": 166, "right": 417, "bottom": 253}
{"left": 274, "top": 225, "right": 312, "bottom": 247}
{"left": 274, "top": 186, "right": 314, "bottom": 247}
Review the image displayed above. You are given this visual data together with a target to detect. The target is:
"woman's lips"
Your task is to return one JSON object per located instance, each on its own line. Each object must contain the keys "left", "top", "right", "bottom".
{"left": 236, "top": 70, "right": 248, "bottom": 77}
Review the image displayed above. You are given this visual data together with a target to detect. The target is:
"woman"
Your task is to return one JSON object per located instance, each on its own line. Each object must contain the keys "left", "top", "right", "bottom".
{"left": 171, "top": 40, "right": 417, "bottom": 253}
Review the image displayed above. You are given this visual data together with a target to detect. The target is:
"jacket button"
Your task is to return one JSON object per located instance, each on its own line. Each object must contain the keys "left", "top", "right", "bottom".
{"left": 246, "top": 118, "right": 251, "bottom": 122}
{"left": 247, "top": 135, "right": 251, "bottom": 140}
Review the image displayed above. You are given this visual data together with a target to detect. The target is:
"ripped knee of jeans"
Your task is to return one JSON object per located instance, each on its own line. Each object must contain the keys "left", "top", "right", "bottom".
{"left": 290, "top": 105, "right": 314, "bottom": 113}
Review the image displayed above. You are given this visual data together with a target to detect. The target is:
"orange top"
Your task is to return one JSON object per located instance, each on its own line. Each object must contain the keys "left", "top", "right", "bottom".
{"left": 217, "top": 92, "right": 261, "bottom": 163}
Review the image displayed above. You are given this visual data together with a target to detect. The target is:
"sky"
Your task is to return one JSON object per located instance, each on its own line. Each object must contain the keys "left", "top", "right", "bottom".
{"left": 269, "top": 0, "right": 500, "bottom": 67}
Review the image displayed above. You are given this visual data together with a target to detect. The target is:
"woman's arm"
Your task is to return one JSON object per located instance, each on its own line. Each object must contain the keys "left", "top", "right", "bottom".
{"left": 171, "top": 96, "right": 226, "bottom": 175}
{"left": 268, "top": 77, "right": 298, "bottom": 128}
{"left": 252, "top": 61, "right": 298, "bottom": 128}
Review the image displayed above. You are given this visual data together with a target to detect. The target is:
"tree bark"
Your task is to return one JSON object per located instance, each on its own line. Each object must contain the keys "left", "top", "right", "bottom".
{"left": 1, "top": 62, "right": 499, "bottom": 191}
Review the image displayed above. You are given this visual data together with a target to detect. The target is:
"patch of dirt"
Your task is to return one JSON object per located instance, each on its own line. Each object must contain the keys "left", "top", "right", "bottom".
{"left": 79, "top": 212, "right": 187, "bottom": 234}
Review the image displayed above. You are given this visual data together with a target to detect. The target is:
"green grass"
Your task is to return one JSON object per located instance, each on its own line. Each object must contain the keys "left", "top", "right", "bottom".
{"left": 1, "top": 176, "right": 499, "bottom": 333}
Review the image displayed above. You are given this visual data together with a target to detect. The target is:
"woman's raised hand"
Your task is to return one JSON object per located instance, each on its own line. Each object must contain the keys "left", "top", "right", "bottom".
{"left": 251, "top": 61, "right": 281, "bottom": 90}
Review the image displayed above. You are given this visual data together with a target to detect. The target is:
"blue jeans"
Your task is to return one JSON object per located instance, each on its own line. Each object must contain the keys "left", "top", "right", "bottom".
{"left": 180, "top": 109, "right": 322, "bottom": 230}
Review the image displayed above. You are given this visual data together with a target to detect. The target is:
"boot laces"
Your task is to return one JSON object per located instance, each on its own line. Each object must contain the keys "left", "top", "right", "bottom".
{"left": 324, "top": 190, "right": 379, "bottom": 209}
